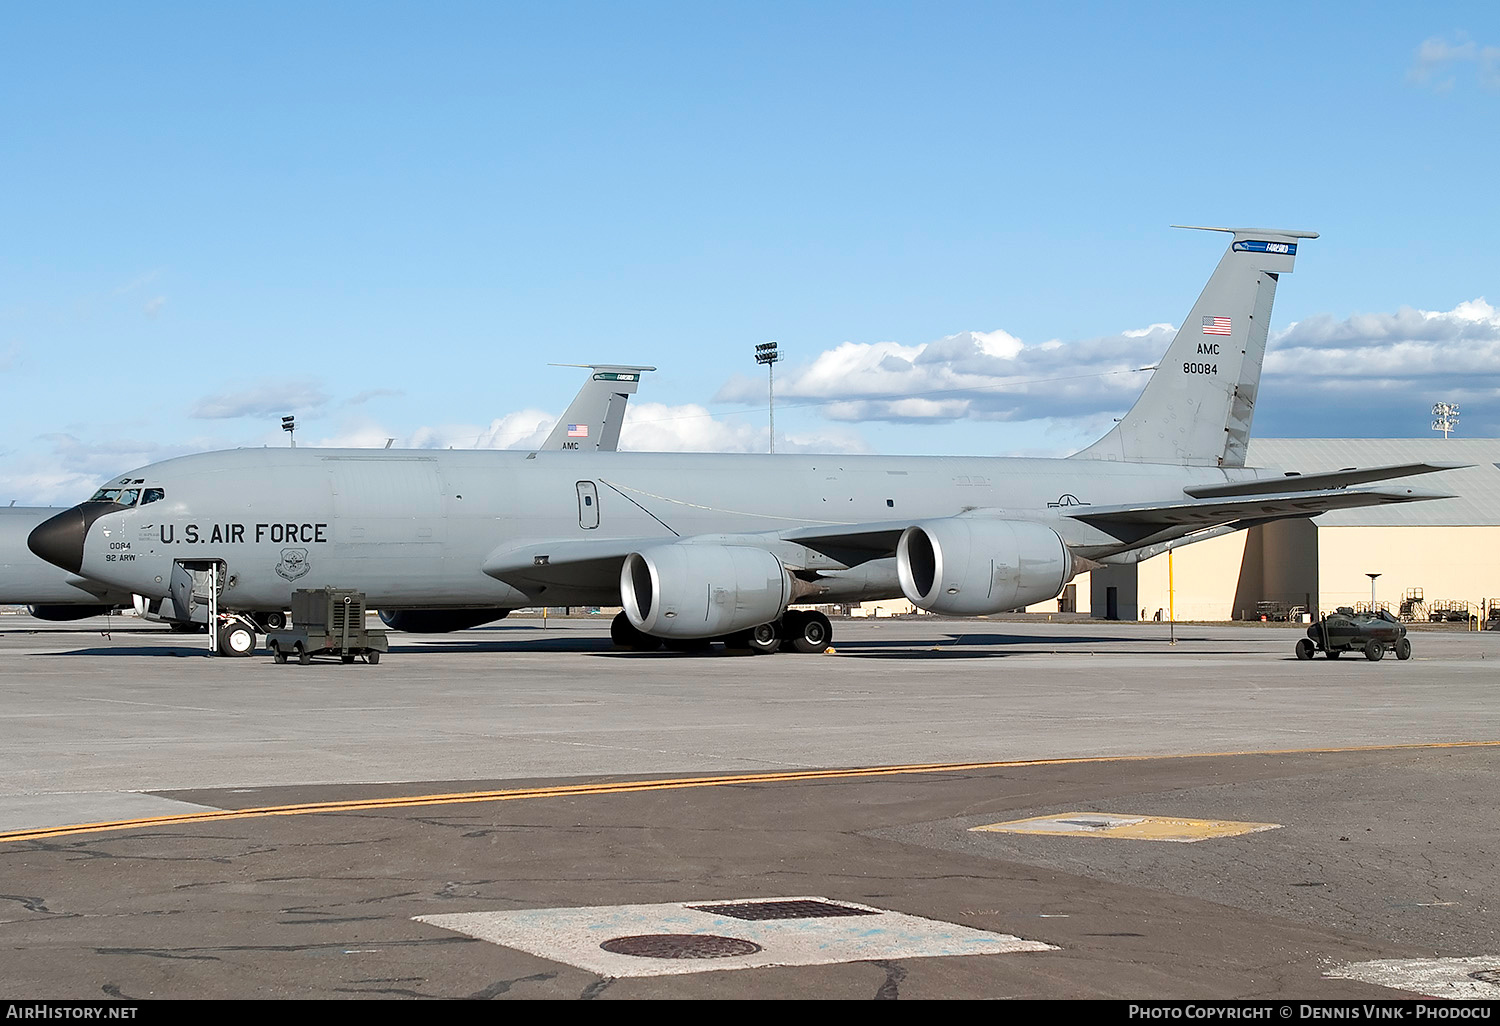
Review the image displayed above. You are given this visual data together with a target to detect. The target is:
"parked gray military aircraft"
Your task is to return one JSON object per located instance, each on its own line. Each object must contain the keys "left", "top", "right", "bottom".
{"left": 0, "top": 505, "right": 132, "bottom": 619}
{"left": 4, "top": 364, "right": 653, "bottom": 631}
{"left": 29, "top": 228, "right": 1459, "bottom": 656}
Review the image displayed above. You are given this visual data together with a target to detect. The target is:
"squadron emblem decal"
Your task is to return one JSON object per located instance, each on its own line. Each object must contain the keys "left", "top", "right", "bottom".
{"left": 276, "top": 548, "right": 310, "bottom": 581}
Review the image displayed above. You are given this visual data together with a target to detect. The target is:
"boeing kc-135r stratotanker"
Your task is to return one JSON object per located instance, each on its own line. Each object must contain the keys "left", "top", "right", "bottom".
{"left": 28, "top": 228, "right": 1460, "bottom": 656}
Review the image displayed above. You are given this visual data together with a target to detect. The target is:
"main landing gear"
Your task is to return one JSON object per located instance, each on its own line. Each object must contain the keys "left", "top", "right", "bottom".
{"left": 610, "top": 610, "right": 833, "bottom": 655}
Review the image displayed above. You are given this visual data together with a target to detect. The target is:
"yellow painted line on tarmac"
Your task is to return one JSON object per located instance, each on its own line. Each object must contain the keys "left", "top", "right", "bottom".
{"left": 971, "top": 811, "right": 1281, "bottom": 842}
{"left": 2, "top": 739, "right": 1497, "bottom": 845}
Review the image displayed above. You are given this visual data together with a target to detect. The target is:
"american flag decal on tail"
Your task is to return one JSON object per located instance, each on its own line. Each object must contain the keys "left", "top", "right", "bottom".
{"left": 567, "top": 424, "right": 588, "bottom": 438}
{"left": 1201, "top": 316, "right": 1231, "bottom": 335}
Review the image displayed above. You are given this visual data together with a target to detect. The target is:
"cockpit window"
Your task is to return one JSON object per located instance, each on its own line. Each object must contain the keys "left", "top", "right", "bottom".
{"left": 88, "top": 487, "right": 155, "bottom": 506}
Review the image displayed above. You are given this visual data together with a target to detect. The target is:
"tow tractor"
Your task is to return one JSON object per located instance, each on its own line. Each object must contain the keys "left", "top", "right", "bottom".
{"left": 1296, "top": 607, "right": 1410, "bottom": 662}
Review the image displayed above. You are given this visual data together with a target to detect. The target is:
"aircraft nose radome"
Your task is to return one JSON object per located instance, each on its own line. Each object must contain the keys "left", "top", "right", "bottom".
{"left": 27, "top": 502, "right": 120, "bottom": 574}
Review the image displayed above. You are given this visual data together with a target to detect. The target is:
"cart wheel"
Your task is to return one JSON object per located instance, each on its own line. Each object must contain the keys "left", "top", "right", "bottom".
{"left": 1395, "top": 637, "right": 1412, "bottom": 661}
{"left": 1364, "top": 640, "right": 1384, "bottom": 662}
{"left": 367, "top": 650, "right": 380, "bottom": 664}
{"left": 341, "top": 654, "right": 355, "bottom": 664}
{"left": 296, "top": 643, "right": 311, "bottom": 665}
{"left": 270, "top": 641, "right": 286, "bottom": 664}
{"left": 1326, "top": 649, "right": 1341, "bottom": 659}
{"left": 1295, "top": 638, "right": 1314, "bottom": 660}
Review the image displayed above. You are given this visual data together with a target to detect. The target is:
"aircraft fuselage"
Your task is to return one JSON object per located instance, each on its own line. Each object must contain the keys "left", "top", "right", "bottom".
{"left": 49, "top": 446, "right": 1264, "bottom": 612}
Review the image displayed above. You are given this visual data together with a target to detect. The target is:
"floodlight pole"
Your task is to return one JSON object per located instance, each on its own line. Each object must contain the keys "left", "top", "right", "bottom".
{"left": 1367, "top": 573, "right": 1381, "bottom": 612}
{"left": 282, "top": 415, "right": 297, "bottom": 448}
{"left": 1432, "top": 402, "right": 1459, "bottom": 439}
{"left": 753, "top": 342, "right": 781, "bottom": 453}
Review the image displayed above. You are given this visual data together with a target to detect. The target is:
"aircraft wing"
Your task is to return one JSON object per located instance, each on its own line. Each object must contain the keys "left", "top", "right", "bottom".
{"left": 1184, "top": 462, "right": 1467, "bottom": 499}
{"left": 1068, "top": 486, "right": 1451, "bottom": 544}
{"left": 482, "top": 537, "right": 662, "bottom": 590}
{"left": 481, "top": 520, "right": 912, "bottom": 592}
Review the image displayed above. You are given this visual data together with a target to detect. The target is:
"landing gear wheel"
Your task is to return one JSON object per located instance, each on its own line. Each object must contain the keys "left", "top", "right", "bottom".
{"left": 610, "top": 611, "right": 662, "bottom": 651}
{"left": 296, "top": 642, "right": 311, "bottom": 665}
{"left": 1364, "top": 640, "right": 1384, "bottom": 662}
{"left": 746, "top": 621, "right": 781, "bottom": 654}
{"left": 270, "top": 641, "right": 286, "bottom": 664}
{"left": 367, "top": 650, "right": 380, "bottom": 664}
{"left": 260, "top": 610, "right": 286, "bottom": 631}
{"left": 217, "top": 620, "right": 256, "bottom": 657}
{"left": 1395, "top": 637, "right": 1412, "bottom": 661}
{"left": 786, "top": 610, "right": 832, "bottom": 654}
{"left": 1295, "top": 638, "right": 1315, "bottom": 661}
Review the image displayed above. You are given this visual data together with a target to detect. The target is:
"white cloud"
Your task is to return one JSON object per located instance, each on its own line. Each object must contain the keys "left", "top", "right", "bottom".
{"left": 189, "top": 381, "right": 331, "bottom": 419}
{"left": 1267, "top": 298, "right": 1500, "bottom": 377}
{"left": 1407, "top": 34, "right": 1499, "bottom": 91}
{"left": 716, "top": 326, "right": 1168, "bottom": 425}
{"left": 618, "top": 402, "right": 868, "bottom": 454}
{"left": 0, "top": 433, "right": 212, "bottom": 505}
{"left": 469, "top": 410, "right": 554, "bottom": 450}
{"left": 346, "top": 388, "right": 405, "bottom": 407}
{"left": 707, "top": 299, "right": 1500, "bottom": 440}
{"left": 143, "top": 296, "right": 166, "bottom": 317}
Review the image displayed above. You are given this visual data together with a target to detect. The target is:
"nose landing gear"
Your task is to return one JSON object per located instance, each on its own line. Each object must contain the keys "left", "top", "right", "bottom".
{"left": 215, "top": 615, "right": 257, "bottom": 657}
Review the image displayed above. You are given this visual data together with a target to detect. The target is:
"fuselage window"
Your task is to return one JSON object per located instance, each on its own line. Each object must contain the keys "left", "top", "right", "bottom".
{"left": 90, "top": 488, "right": 124, "bottom": 503}
{"left": 118, "top": 489, "right": 140, "bottom": 506}
{"left": 142, "top": 488, "right": 165, "bottom": 505}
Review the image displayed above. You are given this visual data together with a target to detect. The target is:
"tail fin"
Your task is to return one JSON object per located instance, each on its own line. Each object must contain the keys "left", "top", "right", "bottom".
{"left": 1072, "top": 226, "right": 1317, "bottom": 467}
{"left": 542, "top": 364, "right": 657, "bottom": 451}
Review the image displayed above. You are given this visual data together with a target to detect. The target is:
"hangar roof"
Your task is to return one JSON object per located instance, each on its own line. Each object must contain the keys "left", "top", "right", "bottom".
{"left": 1246, "top": 438, "right": 1500, "bottom": 527}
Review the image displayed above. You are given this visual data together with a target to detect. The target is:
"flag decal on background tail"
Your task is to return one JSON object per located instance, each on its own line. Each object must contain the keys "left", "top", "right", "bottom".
{"left": 567, "top": 424, "right": 589, "bottom": 438}
{"left": 1201, "top": 316, "right": 1231, "bottom": 335}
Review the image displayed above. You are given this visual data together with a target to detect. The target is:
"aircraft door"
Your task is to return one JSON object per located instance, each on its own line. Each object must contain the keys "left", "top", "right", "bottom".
{"left": 168, "top": 561, "right": 195, "bottom": 622}
{"left": 576, "top": 481, "right": 599, "bottom": 530}
{"left": 168, "top": 559, "right": 225, "bottom": 625}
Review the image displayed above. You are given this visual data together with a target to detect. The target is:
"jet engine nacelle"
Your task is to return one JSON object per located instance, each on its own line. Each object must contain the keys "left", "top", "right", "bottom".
{"left": 620, "top": 544, "right": 791, "bottom": 639}
{"left": 896, "top": 518, "right": 1073, "bottom": 616}
{"left": 377, "top": 608, "right": 511, "bottom": 633}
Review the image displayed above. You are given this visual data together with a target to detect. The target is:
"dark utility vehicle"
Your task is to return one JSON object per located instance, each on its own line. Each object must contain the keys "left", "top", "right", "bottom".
{"left": 1297, "top": 607, "right": 1410, "bottom": 662}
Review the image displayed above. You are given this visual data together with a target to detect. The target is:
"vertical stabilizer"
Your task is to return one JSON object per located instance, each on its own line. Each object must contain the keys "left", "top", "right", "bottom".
{"left": 1072, "top": 227, "right": 1316, "bottom": 466}
{"left": 542, "top": 364, "right": 657, "bottom": 452}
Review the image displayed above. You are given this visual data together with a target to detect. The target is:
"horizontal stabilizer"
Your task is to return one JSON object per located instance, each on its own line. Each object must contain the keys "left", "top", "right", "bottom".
{"left": 1184, "top": 463, "right": 1468, "bottom": 499}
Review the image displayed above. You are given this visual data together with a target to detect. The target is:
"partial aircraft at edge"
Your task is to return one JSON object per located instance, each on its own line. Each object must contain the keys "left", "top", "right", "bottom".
{"left": 27, "top": 229, "right": 1462, "bottom": 656}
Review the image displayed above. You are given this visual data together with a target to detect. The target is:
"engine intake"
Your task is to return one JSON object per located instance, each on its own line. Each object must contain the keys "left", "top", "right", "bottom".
{"left": 621, "top": 544, "right": 791, "bottom": 639}
{"left": 897, "top": 518, "right": 1073, "bottom": 615}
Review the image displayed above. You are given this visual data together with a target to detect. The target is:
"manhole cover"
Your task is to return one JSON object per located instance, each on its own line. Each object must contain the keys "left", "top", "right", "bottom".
{"left": 599, "top": 934, "right": 762, "bottom": 959}
{"left": 688, "top": 899, "right": 880, "bottom": 921}
{"left": 1468, "top": 969, "right": 1500, "bottom": 985}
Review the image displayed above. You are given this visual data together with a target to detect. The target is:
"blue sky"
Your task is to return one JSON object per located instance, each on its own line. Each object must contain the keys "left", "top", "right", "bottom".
{"left": 3, "top": 2, "right": 1498, "bottom": 503}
